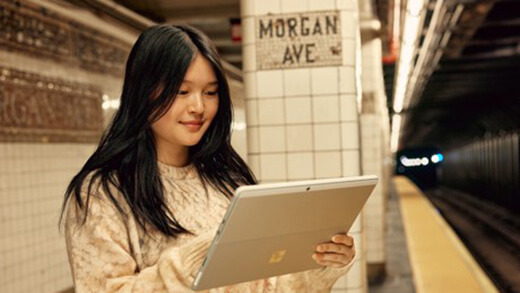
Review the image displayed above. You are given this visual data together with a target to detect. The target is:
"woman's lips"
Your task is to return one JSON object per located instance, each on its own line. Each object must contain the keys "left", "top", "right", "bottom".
{"left": 180, "top": 120, "right": 203, "bottom": 131}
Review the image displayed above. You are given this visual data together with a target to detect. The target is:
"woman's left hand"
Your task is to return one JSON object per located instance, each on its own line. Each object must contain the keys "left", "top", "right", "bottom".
{"left": 312, "top": 234, "right": 356, "bottom": 268}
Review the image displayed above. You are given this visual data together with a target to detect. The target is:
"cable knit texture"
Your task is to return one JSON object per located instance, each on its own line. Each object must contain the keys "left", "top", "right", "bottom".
{"left": 64, "top": 162, "right": 353, "bottom": 292}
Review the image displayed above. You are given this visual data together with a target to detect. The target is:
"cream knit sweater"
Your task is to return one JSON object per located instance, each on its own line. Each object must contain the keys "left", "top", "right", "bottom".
{"left": 64, "top": 162, "right": 353, "bottom": 292}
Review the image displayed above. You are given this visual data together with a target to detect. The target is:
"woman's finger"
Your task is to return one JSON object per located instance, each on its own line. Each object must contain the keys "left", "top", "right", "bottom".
{"left": 313, "top": 251, "right": 354, "bottom": 265}
{"left": 331, "top": 234, "right": 354, "bottom": 247}
{"left": 316, "top": 243, "right": 349, "bottom": 255}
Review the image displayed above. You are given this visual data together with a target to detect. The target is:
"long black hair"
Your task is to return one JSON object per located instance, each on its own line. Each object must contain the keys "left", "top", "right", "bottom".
{"left": 60, "top": 24, "right": 257, "bottom": 237}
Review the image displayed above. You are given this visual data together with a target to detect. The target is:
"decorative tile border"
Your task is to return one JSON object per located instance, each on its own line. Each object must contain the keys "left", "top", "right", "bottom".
{"left": 0, "top": 0, "right": 131, "bottom": 77}
{"left": 0, "top": 66, "right": 103, "bottom": 143}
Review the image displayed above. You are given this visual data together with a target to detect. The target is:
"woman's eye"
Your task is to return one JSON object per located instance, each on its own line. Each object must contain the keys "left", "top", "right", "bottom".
{"left": 177, "top": 90, "right": 189, "bottom": 95}
{"left": 204, "top": 91, "right": 218, "bottom": 96}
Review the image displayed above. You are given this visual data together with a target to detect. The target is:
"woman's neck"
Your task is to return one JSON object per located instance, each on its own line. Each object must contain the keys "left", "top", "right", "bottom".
{"left": 156, "top": 143, "right": 190, "bottom": 167}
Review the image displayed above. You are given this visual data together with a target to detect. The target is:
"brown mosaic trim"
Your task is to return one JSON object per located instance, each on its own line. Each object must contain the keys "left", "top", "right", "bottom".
{"left": 0, "top": 0, "right": 131, "bottom": 77}
{"left": 0, "top": 66, "right": 103, "bottom": 143}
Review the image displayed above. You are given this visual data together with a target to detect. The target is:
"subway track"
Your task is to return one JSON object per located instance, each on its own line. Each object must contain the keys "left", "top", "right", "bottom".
{"left": 427, "top": 187, "right": 520, "bottom": 293}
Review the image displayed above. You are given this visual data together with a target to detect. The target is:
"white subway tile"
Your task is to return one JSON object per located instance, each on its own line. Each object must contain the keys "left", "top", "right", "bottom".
{"left": 341, "top": 122, "right": 359, "bottom": 149}
{"left": 287, "top": 152, "right": 314, "bottom": 180}
{"left": 311, "top": 67, "right": 339, "bottom": 95}
{"left": 241, "top": 17, "right": 256, "bottom": 45}
{"left": 339, "top": 66, "right": 356, "bottom": 94}
{"left": 258, "top": 98, "right": 285, "bottom": 125}
{"left": 342, "top": 150, "right": 360, "bottom": 176}
{"left": 254, "top": 0, "right": 281, "bottom": 15}
{"left": 336, "top": 0, "right": 356, "bottom": 10}
{"left": 340, "top": 11, "right": 357, "bottom": 39}
{"left": 315, "top": 151, "right": 342, "bottom": 178}
{"left": 312, "top": 95, "right": 339, "bottom": 123}
{"left": 286, "top": 125, "right": 313, "bottom": 151}
{"left": 247, "top": 127, "right": 260, "bottom": 153}
{"left": 340, "top": 94, "right": 358, "bottom": 121}
{"left": 285, "top": 97, "right": 312, "bottom": 124}
{"left": 257, "top": 70, "right": 284, "bottom": 98}
{"left": 244, "top": 71, "right": 257, "bottom": 100}
{"left": 243, "top": 44, "right": 257, "bottom": 72}
{"left": 259, "top": 126, "right": 286, "bottom": 152}
{"left": 308, "top": 0, "right": 336, "bottom": 11}
{"left": 260, "top": 153, "right": 287, "bottom": 180}
{"left": 283, "top": 68, "right": 311, "bottom": 96}
{"left": 248, "top": 154, "right": 261, "bottom": 177}
{"left": 314, "top": 124, "right": 341, "bottom": 150}
{"left": 246, "top": 99, "right": 259, "bottom": 126}
{"left": 281, "top": 0, "right": 309, "bottom": 13}
{"left": 342, "top": 38, "right": 356, "bottom": 66}
{"left": 346, "top": 259, "right": 363, "bottom": 288}
{"left": 240, "top": 0, "right": 255, "bottom": 17}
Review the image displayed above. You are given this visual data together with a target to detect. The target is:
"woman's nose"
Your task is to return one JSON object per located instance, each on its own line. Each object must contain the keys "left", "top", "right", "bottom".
{"left": 187, "top": 93, "right": 205, "bottom": 114}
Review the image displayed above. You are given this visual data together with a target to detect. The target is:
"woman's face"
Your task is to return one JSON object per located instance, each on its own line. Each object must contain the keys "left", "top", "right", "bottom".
{"left": 151, "top": 54, "right": 219, "bottom": 152}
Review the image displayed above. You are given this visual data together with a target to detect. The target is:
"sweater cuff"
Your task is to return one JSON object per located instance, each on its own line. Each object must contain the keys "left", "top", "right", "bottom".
{"left": 183, "top": 231, "right": 215, "bottom": 278}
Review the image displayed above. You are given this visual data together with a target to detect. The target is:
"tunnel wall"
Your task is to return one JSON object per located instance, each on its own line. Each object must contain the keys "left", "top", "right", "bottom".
{"left": 439, "top": 132, "right": 520, "bottom": 212}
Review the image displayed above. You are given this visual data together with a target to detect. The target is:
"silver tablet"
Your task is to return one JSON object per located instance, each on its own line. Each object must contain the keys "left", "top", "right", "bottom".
{"left": 192, "top": 175, "right": 378, "bottom": 291}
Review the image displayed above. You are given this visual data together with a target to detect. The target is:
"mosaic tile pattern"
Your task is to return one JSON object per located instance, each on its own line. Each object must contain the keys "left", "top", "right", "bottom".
{"left": 256, "top": 11, "right": 342, "bottom": 70}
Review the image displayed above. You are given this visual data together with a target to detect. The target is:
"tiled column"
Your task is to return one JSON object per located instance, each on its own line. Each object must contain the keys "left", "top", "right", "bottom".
{"left": 241, "top": 0, "right": 365, "bottom": 292}
{"left": 359, "top": 6, "right": 390, "bottom": 281}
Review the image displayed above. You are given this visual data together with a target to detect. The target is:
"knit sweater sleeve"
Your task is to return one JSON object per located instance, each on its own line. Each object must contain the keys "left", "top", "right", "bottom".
{"left": 64, "top": 190, "right": 212, "bottom": 293}
{"left": 274, "top": 255, "right": 355, "bottom": 292}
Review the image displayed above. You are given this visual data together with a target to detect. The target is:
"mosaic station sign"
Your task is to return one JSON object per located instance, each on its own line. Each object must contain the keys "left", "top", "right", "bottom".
{"left": 255, "top": 11, "right": 342, "bottom": 70}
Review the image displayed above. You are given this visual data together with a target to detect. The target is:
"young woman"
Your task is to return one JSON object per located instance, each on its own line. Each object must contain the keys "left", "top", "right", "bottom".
{"left": 61, "top": 24, "right": 356, "bottom": 292}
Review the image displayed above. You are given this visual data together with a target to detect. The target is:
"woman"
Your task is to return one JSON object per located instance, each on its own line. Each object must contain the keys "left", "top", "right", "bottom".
{"left": 61, "top": 24, "right": 356, "bottom": 292}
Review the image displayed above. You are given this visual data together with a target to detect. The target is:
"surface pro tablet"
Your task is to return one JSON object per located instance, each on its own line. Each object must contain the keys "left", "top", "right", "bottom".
{"left": 192, "top": 175, "right": 378, "bottom": 291}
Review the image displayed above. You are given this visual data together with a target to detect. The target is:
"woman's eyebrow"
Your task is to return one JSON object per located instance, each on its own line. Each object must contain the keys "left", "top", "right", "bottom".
{"left": 182, "top": 80, "right": 218, "bottom": 85}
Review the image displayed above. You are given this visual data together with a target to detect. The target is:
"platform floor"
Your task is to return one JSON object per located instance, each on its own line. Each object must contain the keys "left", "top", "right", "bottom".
{"left": 369, "top": 180, "right": 415, "bottom": 293}
{"left": 392, "top": 176, "right": 498, "bottom": 293}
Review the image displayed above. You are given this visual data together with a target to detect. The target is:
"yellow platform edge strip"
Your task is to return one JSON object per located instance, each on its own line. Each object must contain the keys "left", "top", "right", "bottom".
{"left": 394, "top": 176, "right": 498, "bottom": 293}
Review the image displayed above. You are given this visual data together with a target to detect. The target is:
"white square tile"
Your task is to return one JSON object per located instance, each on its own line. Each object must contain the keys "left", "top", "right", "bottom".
{"left": 341, "top": 122, "right": 359, "bottom": 149}
{"left": 246, "top": 99, "right": 259, "bottom": 126}
{"left": 259, "top": 126, "right": 286, "bottom": 152}
{"left": 258, "top": 98, "right": 285, "bottom": 125}
{"left": 244, "top": 72, "right": 257, "bottom": 99}
{"left": 281, "top": 0, "right": 308, "bottom": 13}
{"left": 260, "top": 153, "right": 287, "bottom": 180}
{"left": 342, "top": 38, "right": 356, "bottom": 66}
{"left": 314, "top": 124, "right": 341, "bottom": 150}
{"left": 283, "top": 68, "right": 311, "bottom": 96}
{"left": 339, "top": 66, "right": 356, "bottom": 94}
{"left": 254, "top": 0, "right": 281, "bottom": 15}
{"left": 311, "top": 67, "right": 338, "bottom": 95}
{"left": 248, "top": 154, "right": 261, "bottom": 177}
{"left": 243, "top": 44, "right": 257, "bottom": 71}
{"left": 308, "top": 0, "right": 336, "bottom": 11}
{"left": 312, "top": 95, "right": 339, "bottom": 123}
{"left": 241, "top": 17, "right": 255, "bottom": 45}
{"left": 247, "top": 127, "right": 260, "bottom": 153}
{"left": 315, "top": 151, "right": 342, "bottom": 178}
{"left": 336, "top": 0, "right": 356, "bottom": 10}
{"left": 341, "top": 11, "right": 357, "bottom": 39}
{"left": 286, "top": 125, "right": 313, "bottom": 151}
{"left": 257, "top": 70, "right": 284, "bottom": 98}
{"left": 287, "top": 152, "right": 314, "bottom": 180}
{"left": 340, "top": 94, "right": 358, "bottom": 121}
{"left": 346, "top": 259, "right": 362, "bottom": 288}
{"left": 342, "top": 150, "right": 360, "bottom": 176}
{"left": 285, "top": 97, "right": 312, "bottom": 124}
{"left": 240, "top": 0, "right": 255, "bottom": 17}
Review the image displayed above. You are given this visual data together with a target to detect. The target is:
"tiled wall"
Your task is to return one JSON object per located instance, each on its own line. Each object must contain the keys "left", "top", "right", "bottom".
{"left": 0, "top": 0, "right": 137, "bottom": 292}
{"left": 0, "top": 143, "right": 95, "bottom": 292}
{"left": 241, "top": 0, "right": 365, "bottom": 292}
